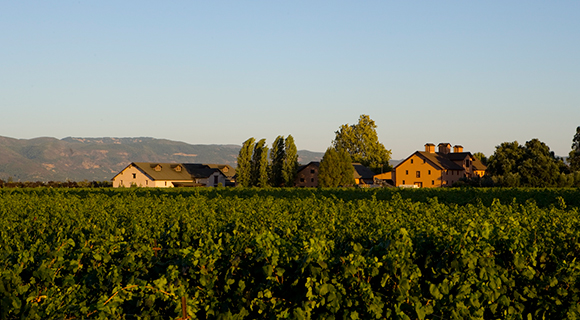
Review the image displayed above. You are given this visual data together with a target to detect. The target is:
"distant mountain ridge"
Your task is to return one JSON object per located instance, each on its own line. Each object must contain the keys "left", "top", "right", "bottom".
{"left": 0, "top": 136, "right": 324, "bottom": 182}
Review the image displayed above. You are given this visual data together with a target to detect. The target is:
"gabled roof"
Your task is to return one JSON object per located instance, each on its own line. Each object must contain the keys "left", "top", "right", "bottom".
{"left": 395, "top": 152, "right": 465, "bottom": 171}
{"left": 352, "top": 163, "right": 375, "bottom": 180}
{"left": 418, "top": 152, "right": 465, "bottom": 170}
{"left": 445, "top": 152, "right": 473, "bottom": 161}
{"left": 132, "top": 162, "right": 194, "bottom": 181}
{"left": 471, "top": 158, "right": 487, "bottom": 171}
{"left": 183, "top": 164, "right": 224, "bottom": 179}
{"left": 297, "top": 161, "right": 320, "bottom": 173}
{"left": 204, "top": 164, "right": 236, "bottom": 179}
{"left": 116, "top": 162, "right": 225, "bottom": 181}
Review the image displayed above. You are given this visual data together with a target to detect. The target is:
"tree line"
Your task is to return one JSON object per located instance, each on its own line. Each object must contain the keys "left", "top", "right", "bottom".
{"left": 236, "top": 135, "right": 299, "bottom": 187}
{"left": 0, "top": 180, "right": 112, "bottom": 188}
{"left": 461, "top": 127, "right": 580, "bottom": 188}
{"left": 318, "top": 115, "right": 392, "bottom": 187}
{"left": 236, "top": 115, "right": 393, "bottom": 188}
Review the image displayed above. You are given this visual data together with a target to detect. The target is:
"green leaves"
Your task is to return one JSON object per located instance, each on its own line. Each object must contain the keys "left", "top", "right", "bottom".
{"left": 1, "top": 188, "right": 580, "bottom": 318}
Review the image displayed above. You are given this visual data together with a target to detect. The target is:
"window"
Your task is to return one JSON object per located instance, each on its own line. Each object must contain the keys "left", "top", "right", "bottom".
{"left": 411, "top": 159, "right": 414, "bottom": 164}
{"left": 402, "top": 180, "right": 405, "bottom": 184}
{"left": 406, "top": 170, "right": 409, "bottom": 175}
{"left": 132, "top": 173, "right": 136, "bottom": 179}
{"left": 300, "top": 178, "right": 305, "bottom": 182}
{"left": 311, "top": 178, "right": 314, "bottom": 182}
{"left": 214, "top": 176, "right": 219, "bottom": 185}
{"left": 146, "top": 180, "right": 148, "bottom": 186}
{"left": 428, "top": 170, "right": 431, "bottom": 175}
{"left": 423, "top": 159, "right": 426, "bottom": 164}
{"left": 310, "top": 169, "right": 315, "bottom": 174}
{"left": 416, "top": 171, "right": 420, "bottom": 178}
{"left": 432, "top": 180, "right": 434, "bottom": 185}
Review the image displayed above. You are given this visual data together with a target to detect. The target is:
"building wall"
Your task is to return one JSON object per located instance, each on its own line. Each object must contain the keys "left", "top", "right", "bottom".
{"left": 441, "top": 170, "right": 464, "bottom": 186}
{"left": 196, "top": 172, "right": 226, "bottom": 187}
{"left": 112, "top": 165, "right": 155, "bottom": 187}
{"left": 474, "top": 170, "right": 485, "bottom": 178}
{"left": 394, "top": 154, "right": 442, "bottom": 188}
{"left": 295, "top": 163, "right": 319, "bottom": 187}
{"left": 153, "top": 180, "right": 173, "bottom": 188}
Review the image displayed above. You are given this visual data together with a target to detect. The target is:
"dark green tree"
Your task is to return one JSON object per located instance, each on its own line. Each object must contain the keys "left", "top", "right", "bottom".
{"left": 282, "top": 135, "right": 299, "bottom": 187}
{"left": 270, "top": 136, "right": 285, "bottom": 187}
{"left": 236, "top": 137, "right": 255, "bottom": 187}
{"left": 332, "top": 114, "right": 392, "bottom": 173}
{"left": 519, "top": 139, "right": 561, "bottom": 187}
{"left": 569, "top": 126, "right": 580, "bottom": 172}
{"left": 251, "top": 139, "right": 269, "bottom": 187}
{"left": 473, "top": 152, "right": 488, "bottom": 166}
{"left": 318, "top": 147, "right": 355, "bottom": 187}
{"left": 487, "top": 139, "right": 567, "bottom": 187}
{"left": 486, "top": 141, "right": 525, "bottom": 184}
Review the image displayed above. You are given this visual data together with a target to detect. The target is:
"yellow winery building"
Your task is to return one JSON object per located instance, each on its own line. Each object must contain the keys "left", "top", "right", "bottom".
{"left": 393, "top": 143, "right": 486, "bottom": 188}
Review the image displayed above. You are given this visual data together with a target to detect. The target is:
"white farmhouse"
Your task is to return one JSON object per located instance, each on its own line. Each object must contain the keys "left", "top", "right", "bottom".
{"left": 112, "top": 162, "right": 229, "bottom": 188}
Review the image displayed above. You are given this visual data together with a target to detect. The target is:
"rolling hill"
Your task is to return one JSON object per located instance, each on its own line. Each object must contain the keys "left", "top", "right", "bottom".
{"left": 0, "top": 136, "right": 325, "bottom": 182}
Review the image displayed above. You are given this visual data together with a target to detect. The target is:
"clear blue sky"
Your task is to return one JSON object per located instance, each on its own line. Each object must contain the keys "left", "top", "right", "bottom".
{"left": 1, "top": 1, "right": 579, "bottom": 159}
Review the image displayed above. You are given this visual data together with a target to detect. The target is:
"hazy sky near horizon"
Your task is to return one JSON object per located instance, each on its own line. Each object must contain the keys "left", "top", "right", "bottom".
{"left": 1, "top": 1, "right": 579, "bottom": 159}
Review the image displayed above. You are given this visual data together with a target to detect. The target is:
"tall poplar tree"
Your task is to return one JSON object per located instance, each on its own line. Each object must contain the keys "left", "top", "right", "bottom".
{"left": 270, "top": 136, "right": 285, "bottom": 187}
{"left": 252, "top": 139, "right": 269, "bottom": 187}
{"left": 569, "top": 126, "right": 580, "bottom": 172}
{"left": 236, "top": 137, "right": 255, "bottom": 187}
{"left": 282, "top": 135, "right": 299, "bottom": 187}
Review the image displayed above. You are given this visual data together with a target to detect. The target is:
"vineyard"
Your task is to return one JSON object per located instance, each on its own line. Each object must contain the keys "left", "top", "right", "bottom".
{"left": 1, "top": 187, "right": 580, "bottom": 319}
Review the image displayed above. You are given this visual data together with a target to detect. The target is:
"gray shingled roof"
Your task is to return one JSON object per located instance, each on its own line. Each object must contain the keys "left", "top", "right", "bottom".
{"left": 204, "top": 164, "right": 236, "bottom": 179}
{"left": 352, "top": 163, "right": 375, "bottom": 179}
{"left": 132, "top": 162, "right": 194, "bottom": 181}
{"left": 131, "top": 162, "right": 223, "bottom": 181}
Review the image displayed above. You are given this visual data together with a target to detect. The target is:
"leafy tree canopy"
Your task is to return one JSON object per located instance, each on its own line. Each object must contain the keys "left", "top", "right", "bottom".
{"left": 486, "top": 138, "right": 569, "bottom": 187}
{"left": 282, "top": 135, "right": 299, "bottom": 187}
{"left": 236, "top": 137, "right": 255, "bottom": 187}
{"left": 472, "top": 152, "right": 488, "bottom": 166}
{"left": 333, "top": 115, "right": 391, "bottom": 173}
{"left": 318, "top": 147, "right": 355, "bottom": 187}
{"left": 251, "top": 139, "right": 269, "bottom": 188}
{"left": 569, "top": 126, "right": 580, "bottom": 172}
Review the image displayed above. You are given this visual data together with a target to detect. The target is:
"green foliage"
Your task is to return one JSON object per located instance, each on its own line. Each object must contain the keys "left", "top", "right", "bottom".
{"left": 2, "top": 188, "right": 580, "bottom": 319}
{"left": 487, "top": 139, "right": 570, "bottom": 187}
{"left": 473, "top": 152, "right": 488, "bottom": 166}
{"left": 236, "top": 138, "right": 255, "bottom": 187}
{"left": 318, "top": 148, "right": 355, "bottom": 187}
{"left": 283, "top": 135, "right": 299, "bottom": 187}
{"left": 569, "top": 126, "right": 580, "bottom": 172}
{"left": 333, "top": 115, "right": 392, "bottom": 173}
{"left": 239, "top": 136, "right": 299, "bottom": 188}
{"left": 251, "top": 139, "right": 269, "bottom": 187}
{"left": 270, "top": 136, "right": 285, "bottom": 187}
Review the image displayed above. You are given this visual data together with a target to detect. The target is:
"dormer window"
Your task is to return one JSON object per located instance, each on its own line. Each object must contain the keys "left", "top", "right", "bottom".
{"left": 154, "top": 165, "right": 162, "bottom": 172}
{"left": 223, "top": 167, "right": 229, "bottom": 173}
{"left": 174, "top": 165, "right": 182, "bottom": 172}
